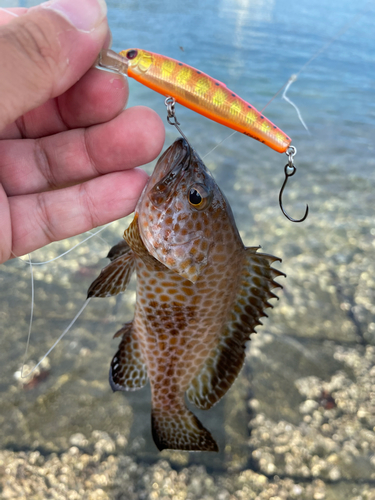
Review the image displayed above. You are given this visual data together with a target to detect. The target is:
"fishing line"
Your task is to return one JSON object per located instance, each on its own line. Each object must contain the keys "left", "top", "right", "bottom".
{"left": 261, "top": 0, "right": 373, "bottom": 114}
{"left": 17, "top": 223, "right": 113, "bottom": 375}
{"left": 21, "top": 299, "right": 91, "bottom": 378}
{"left": 0, "top": 8, "right": 19, "bottom": 17}
{"left": 20, "top": 254, "right": 35, "bottom": 378}
{"left": 203, "top": 0, "right": 372, "bottom": 159}
{"left": 202, "top": 131, "right": 236, "bottom": 160}
{"left": 87, "top": 229, "right": 112, "bottom": 247}
{"left": 281, "top": 75, "right": 310, "bottom": 134}
{"left": 14, "top": 222, "right": 112, "bottom": 266}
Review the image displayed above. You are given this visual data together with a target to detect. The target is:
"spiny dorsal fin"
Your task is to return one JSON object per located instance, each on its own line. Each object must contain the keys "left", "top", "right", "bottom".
{"left": 87, "top": 251, "right": 135, "bottom": 298}
{"left": 186, "top": 247, "right": 284, "bottom": 410}
{"left": 109, "top": 322, "right": 148, "bottom": 391}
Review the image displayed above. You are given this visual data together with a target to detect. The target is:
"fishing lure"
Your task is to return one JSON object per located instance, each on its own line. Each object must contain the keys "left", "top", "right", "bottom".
{"left": 95, "top": 48, "right": 308, "bottom": 222}
{"left": 96, "top": 48, "right": 291, "bottom": 153}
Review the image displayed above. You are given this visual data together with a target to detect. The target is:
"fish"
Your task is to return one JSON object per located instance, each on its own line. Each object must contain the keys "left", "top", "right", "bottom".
{"left": 87, "top": 138, "right": 284, "bottom": 452}
{"left": 103, "top": 48, "right": 292, "bottom": 153}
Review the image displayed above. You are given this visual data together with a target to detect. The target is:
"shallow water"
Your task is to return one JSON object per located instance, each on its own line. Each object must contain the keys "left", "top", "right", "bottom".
{"left": 1, "top": 0, "right": 375, "bottom": 498}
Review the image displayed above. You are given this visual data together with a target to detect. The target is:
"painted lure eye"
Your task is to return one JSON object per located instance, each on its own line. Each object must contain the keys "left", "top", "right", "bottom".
{"left": 188, "top": 184, "right": 212, "bottom": 210}
{"left": 126, "top": 49, "right": 138, "bottom": 59}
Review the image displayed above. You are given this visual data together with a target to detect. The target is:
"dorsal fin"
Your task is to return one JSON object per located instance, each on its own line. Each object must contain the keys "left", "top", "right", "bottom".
{"left": 186, "top": 247, "right": 284, "bottom": 410}
{"left": 87, "top": 251, "right": 135, "bottom": 298}
{"left": 109, "top": 322, "right": 148, "bottom": 391}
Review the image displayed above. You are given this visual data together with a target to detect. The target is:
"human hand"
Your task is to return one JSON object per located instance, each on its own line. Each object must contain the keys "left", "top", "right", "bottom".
{"left": 0, "top": 0, "right": 165, "bottom": 264}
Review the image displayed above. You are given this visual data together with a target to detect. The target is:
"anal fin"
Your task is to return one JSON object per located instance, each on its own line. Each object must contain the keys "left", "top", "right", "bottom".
{"left": 186, "top": 325, "right": 247, "bottom": 411}
{"left": 187, "top": 247, "right": 284, "bottom": 410}
{"left": 110, "top": 322, "right": 148, "bottom": 392}
{"left": 151, "top": 406, "right": 218, "bottom": 452}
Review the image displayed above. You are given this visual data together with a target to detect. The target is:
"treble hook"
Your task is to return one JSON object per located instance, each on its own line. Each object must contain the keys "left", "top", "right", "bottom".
{"left": 279, "top": 146, "right": 309, "bottom": 223}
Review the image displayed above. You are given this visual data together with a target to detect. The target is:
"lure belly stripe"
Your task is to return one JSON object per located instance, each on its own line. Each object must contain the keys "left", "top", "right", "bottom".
{"left": 120, "top": 48, "right": 291, "bottom": 153}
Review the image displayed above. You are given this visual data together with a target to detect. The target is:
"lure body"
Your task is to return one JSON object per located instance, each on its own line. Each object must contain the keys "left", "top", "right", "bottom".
{"left": 87, "top": 138, "right": 283, "bottom": 451}
{"left": 120, "top": 48, "right": 291, "bottom": 153}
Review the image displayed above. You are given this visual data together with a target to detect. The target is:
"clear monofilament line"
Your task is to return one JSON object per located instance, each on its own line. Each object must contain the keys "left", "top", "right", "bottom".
{"left": 18, "top": 223, "right": 112, "bottom": 266}
{"left": 16, "top": 223, "right": 113, "bottom": 374}
{"left": 0, "top": 8, "right": 19, "bottom": 17}
{"left": 87, "top": 230, "right": 111, "bottom": 247}
{"left": 21, "top": 299, "right": 91, "bottom": 378}
{"left": 203, "top": 131, "right": 236, "bottom": 159}
{"left": 21, "top": 254, "right": 35, "bottom": 377}
{"left": 261, "top": 0, "right": 373, "bottom": 114}
{"left": 281, "top": 76, "right": 310, "bottom": 133}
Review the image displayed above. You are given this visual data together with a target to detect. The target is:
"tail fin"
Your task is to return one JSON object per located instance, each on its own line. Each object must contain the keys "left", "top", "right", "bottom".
{"left": 151, "top": 407, "right": 218, "bottom": 452}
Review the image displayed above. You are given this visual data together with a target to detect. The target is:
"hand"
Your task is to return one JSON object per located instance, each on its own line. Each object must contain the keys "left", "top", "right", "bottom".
{"left": 0, "top": 0, "right": 165, "bottom": 264}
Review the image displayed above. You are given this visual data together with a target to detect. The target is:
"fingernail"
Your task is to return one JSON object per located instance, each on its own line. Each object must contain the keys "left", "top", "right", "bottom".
{"left": 41, "top": 0, "right": 107, "bottom": 32}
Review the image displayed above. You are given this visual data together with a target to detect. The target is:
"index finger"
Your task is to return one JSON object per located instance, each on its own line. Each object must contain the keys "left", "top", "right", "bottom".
{"left": 0, "top": 106, "right": 165, "bottom": 197}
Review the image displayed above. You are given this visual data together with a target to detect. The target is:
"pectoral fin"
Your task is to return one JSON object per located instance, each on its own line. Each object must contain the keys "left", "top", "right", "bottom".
{"left": 87, "top": 251, "right": 135, "bottom": 298}
{"left": 107, "top": 240, "right": 131, "bottom": 261}
{"left": 187, "top": 247, "right": 284, "bottom": 410}
{"left": 109, "top": 322, "right": 148, "bottom": 391}
{"left": 124, "top": 214, "right": 165, "bottom": 270}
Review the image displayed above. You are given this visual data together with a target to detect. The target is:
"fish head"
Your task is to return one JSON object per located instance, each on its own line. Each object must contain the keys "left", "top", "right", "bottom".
{"left": 136, "top": 138, "right": 235, "bottom": 283}
{"left": 120, "top": 48, "right": 153, "bottom": 73}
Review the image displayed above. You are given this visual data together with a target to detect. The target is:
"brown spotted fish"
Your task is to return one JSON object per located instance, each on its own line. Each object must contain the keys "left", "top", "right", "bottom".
{"left": 87, "top": 138, "right": 284, "bottom": 452}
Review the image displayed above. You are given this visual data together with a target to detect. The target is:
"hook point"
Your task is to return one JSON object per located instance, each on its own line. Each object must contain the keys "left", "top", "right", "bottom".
{"left": 283, "top": 203, "right": 309, "bottom": 223}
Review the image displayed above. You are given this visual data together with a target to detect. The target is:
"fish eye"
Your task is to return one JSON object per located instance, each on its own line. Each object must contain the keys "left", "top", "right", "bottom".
{"left": 126, "top": 49, "right": 138, "bottom": 59}
{"left": 187, "top": 184, "right": 212, "bottom": 210}
{"left": 189, "top": 189, "right": 202, "bottom": 205}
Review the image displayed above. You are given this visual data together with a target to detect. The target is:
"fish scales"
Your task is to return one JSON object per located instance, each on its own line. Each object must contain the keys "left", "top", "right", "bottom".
{"left": 87, "top": 138, "right": 284, "bottom": 452}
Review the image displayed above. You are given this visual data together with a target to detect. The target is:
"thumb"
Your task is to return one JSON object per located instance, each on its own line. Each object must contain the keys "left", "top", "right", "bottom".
{"left": 0, "top": 0, "right": 109, "bottom": 130}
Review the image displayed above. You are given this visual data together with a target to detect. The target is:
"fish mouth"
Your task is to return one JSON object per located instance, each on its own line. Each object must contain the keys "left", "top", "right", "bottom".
{"left": 152, "top": 138, "right": 191, "bottom": 183}
{"left": 148, "top": 138, "right": 192, "bottom": 207}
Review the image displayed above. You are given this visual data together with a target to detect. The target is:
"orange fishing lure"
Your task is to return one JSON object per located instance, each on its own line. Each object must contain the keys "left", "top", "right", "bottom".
{"left": 120, "top": 49, "right": 291, "bottom": 153}
{"left": 97, "top": 48, "right": 291, "bottom": 153}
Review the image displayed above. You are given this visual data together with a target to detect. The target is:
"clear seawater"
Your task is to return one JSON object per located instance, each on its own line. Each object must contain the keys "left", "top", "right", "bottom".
{"left": 0, "top": 0, "right": 374, "bottom": 497}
